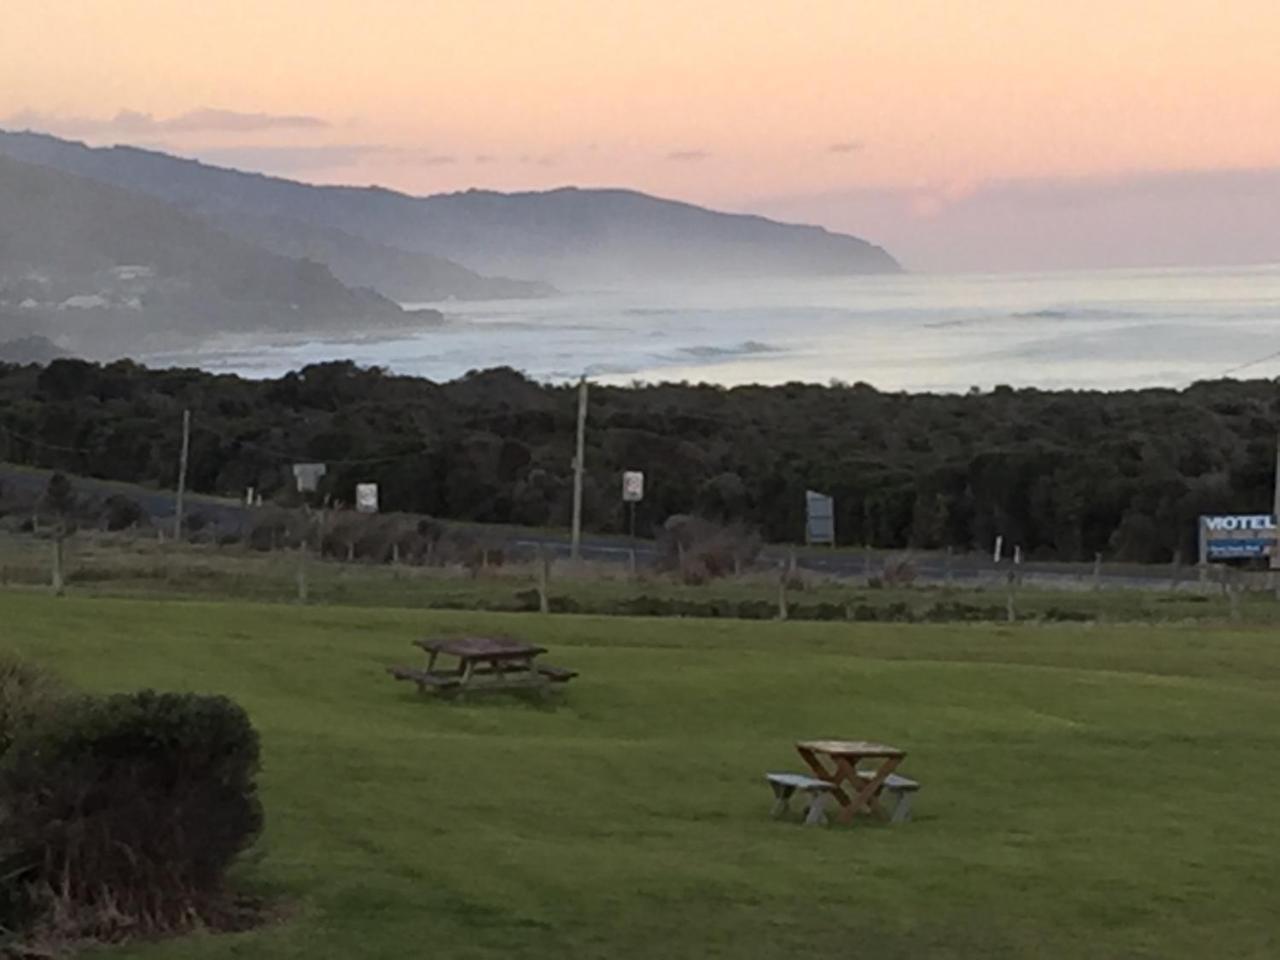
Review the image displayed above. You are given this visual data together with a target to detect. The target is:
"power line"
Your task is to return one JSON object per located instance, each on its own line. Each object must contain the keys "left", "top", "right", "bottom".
{"left": 1218, "top": 347, "right": 1280, "bottom": 379}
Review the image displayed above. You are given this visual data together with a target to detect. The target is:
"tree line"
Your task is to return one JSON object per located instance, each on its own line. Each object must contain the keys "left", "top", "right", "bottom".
{"left": 1, "top": 358, "right": 1276, "bottom": 563}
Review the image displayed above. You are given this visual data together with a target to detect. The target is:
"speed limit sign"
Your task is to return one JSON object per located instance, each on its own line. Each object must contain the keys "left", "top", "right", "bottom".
{"left": 622, "top": 471, "right": 645, "bottom": 503}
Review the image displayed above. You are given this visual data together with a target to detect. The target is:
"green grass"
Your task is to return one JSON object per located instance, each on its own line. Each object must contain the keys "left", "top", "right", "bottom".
{"left": 2, "top": 591, "right": 1279, "bottom": 958}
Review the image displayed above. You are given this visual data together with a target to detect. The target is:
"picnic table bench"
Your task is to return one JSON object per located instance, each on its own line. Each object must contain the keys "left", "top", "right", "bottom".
{"left": 387, "top": 636, "right": 576, "bottom": 699}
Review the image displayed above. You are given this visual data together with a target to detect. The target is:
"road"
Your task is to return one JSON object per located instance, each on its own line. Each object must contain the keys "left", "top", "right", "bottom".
{"left": 2, "top": 462, "right": 1217, "bottom": 591}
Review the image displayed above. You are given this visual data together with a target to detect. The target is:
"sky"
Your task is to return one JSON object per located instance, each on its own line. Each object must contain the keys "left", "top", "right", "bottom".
{"left": 3, "top": 0, "right": 1278, "bottom": 271}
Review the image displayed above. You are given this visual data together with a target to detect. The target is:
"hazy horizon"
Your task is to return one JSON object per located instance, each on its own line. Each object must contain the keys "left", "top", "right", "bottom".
{"left": 5, "top": 0, "right": 1278, "bottom": 273}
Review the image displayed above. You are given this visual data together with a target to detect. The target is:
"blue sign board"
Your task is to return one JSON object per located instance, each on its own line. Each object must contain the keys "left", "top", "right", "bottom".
{"left": 1200, "top": 514, "right": 1278, "bottom": 560}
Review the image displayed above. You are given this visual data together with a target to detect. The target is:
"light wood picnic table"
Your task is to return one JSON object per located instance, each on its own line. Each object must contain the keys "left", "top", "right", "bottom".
{"left": 795, "top": 739, "right": 905, "bottom": 824}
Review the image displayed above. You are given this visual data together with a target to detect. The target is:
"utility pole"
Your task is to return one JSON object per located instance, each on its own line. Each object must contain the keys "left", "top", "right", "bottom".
{"left": 570, "top": 376, "right": 588, "bottom": 563}
{"left": 173, "top": 408, "right": 191, "bottom": 542}
{"left": 1271, "top": 428, "right": 1280, "bottom": 598}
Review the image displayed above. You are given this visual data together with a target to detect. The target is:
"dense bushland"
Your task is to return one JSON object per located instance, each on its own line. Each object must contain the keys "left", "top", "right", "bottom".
{"left": 1, "top": 358, "right": 1277, "bottom": 562}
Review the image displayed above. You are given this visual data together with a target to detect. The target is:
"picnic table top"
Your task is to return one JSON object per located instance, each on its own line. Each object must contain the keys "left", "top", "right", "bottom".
{"left": 414, "top": 636, "right": 548, "bottom": 661}
{"left": 797, "top": 739, "right": 905, "bottom": 758}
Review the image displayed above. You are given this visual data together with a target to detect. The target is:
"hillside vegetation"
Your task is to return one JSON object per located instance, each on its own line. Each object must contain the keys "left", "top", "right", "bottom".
{"left": 1, "top": 359, "right": 1275, "bottom": 562}
{"left": 0, "top": 154, "right": 441, "bottom": 355}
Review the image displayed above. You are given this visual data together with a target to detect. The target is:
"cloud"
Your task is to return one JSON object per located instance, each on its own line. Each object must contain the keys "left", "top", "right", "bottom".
{"left": 195, "top": 144, "right": 377, "bottom": 172}
{"left": 666, "top": 150, "right": 710, "bottom": 162}
{"left": 827, "top": 140, "right": 865, "bottom": 154}
{"left": 908, "top": 178, "right": 981, "bottom": 219}
{"left": 194, "top": 143, "right": 459, "bottom": 173}
{"left": 2, "top": 107, "right": 329, "bottom": 136}
{"left": 743, "top": 166, "right": 1280, "bottom": 272}
{"left": 159, "top": 108, "right": 329, "bottom": 132}
{"left": 518, "top": 153, "right": 558, "bottom": 167}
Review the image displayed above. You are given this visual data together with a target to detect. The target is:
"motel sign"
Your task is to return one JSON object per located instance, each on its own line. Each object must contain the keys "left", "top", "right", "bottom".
{"left": 1199, "top": 514, "right": 1278, "bottom": 561}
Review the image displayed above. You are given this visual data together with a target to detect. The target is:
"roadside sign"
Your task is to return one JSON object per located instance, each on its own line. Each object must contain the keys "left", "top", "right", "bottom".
{"left": 355, "top": 483, "right": 379, "bottom": 514}
{"left": 805, "top": 490, "right": 835, "bottom": 546}
{"left": 622, "top": 471, "right": 645, "bottom": 503}
{"left": 292, "top": 462, "right": 327, "bottom": 493}
{"left": 1200, "top": 514, "right": 1277, "bottom": 560}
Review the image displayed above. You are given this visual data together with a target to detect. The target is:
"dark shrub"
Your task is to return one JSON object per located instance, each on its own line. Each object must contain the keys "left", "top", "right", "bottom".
{"left": 548, "top": 596, "right": 581, "bottom": 614}
{"left": 803, "top": 602, "right": 847, "bottom": 621}
{"left": 0, "top": 657, "right": 68, "bottom": 760}
{"left": 737, "top": 600, "right": 776, "bottom": 620}
{"left": 0, "top": 690, "right": 263, "bottom": 942}
{"left": 879, "top": 556, "right": 918, "bottom": 587}
{"left": 247, "top": 508, "right": 305, "bottom": 551}
{"left": 100, "top": 494, "right": 146, "bottom": 532}
{"left": 1042, "top": 607, "right": 1093, "bottom": 622}
{"left": 513, "top": 588, "right": 542, "bottom": 612}
{"left": 923, "top": 601, "right": 1005, "bottom": 622}
{"left": 657, "top": 515, "right": 761, "bottom": 583}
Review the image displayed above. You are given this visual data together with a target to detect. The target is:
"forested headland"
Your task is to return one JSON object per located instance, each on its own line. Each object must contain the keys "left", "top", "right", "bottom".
{"left": 1, "top": 358, "right": 1276, "bottom": 563}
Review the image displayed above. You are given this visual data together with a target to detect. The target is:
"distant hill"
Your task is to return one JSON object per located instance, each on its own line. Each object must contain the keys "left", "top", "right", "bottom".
{"left": 0, "top": 334, "right": 68, "bottom": 364}
{"left": 0, "top": 129, "right": 901, "bottom": 287}
{"left": 211, "top": 211, "right": 555, "bottom": 303}
{"left": 0, "top": 153, "right": 440, "bottom": 357}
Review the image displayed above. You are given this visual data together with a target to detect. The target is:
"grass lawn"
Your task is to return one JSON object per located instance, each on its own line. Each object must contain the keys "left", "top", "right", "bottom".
{"left": 2, "top": 591, "right": 1278, "bottom": 959}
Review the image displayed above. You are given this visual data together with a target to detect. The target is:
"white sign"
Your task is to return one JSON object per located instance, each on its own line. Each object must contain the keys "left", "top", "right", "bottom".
{"left": 622, "top": 471, "right": 645, "bottom": 503}
{"left": 292, "top": 462, "right": 327, "bottom": 493}
{"left": 355, "top": 483, "right": 379, "bottom": 514}
{"left": 1203, "top": 514, "right": 1276, "bottom": 532}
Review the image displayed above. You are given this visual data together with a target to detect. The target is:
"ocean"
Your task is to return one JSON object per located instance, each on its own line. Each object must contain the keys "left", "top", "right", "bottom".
{"left": 159, "top": 263, "right": 1280, "bottom": 391}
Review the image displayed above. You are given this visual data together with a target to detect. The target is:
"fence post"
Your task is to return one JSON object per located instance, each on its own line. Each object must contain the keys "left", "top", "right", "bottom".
{"left": 51, "top": 533, "right": 65, "bottom": 597}
{"left": 296, "top": 515, "right": 310, "bottom": 604}
{"left": 1005, "top": 570, "right": 1016, "bottom": 623}
{"left": 1092, "top": 552, "right": 1103, "bottom": 591}
{"left": 777, "top": 563, "right": 789, "bottom": 621}
{"left": 537, "top": 547, "right": 551, "bottom": 615}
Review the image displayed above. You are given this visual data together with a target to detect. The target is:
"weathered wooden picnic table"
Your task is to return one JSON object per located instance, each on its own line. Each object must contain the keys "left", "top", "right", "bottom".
{"left": 795, "top": 739, "right": 908, "bottom": 824}
{"left": 388, "top": 636, "right": 576, "bottom": 699}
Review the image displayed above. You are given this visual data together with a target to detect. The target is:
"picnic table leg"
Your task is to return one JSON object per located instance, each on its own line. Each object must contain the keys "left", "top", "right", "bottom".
{"left": 890, "top": 790, "right": 914, "bottom": 824}
{"left": 803, "top": 792, "right": 831, "bottom": 827}
{"left": 457, "top": 659, "right": 475, "bottom": 701}
{"left": 837, "top": 756, "right": 902, "bottom": 825}
{"left": 796, "top": 747, "right": 853, "bottom": 810}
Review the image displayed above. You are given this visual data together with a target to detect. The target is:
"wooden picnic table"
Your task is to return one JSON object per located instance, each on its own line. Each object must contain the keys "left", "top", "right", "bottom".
{"left": 795, "top": 739, "right": 906, "bottom": 824}
{"left": 389, "top": 636, "right": 575, "bottom": 698}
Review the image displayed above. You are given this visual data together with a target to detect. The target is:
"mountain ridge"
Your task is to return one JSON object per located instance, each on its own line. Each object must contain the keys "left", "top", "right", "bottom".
{"left": 0, "top": 152, "right": 440, "bottom": 357}
{"left": 0, "top": 129, "right": 901, "bottom": 286}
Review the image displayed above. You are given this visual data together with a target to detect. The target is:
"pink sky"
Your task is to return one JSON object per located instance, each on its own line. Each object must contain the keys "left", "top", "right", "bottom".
{"left": 4, "top": 0, "right": 1279, "bottom": 270}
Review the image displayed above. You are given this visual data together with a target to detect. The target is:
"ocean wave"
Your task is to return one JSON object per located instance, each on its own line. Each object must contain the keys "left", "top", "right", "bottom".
{"left": 1011, "top": 307, "right": 1141, "bottom": 320}
{"left": 677, "top": 340, "right": 781, "bottom": 359}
